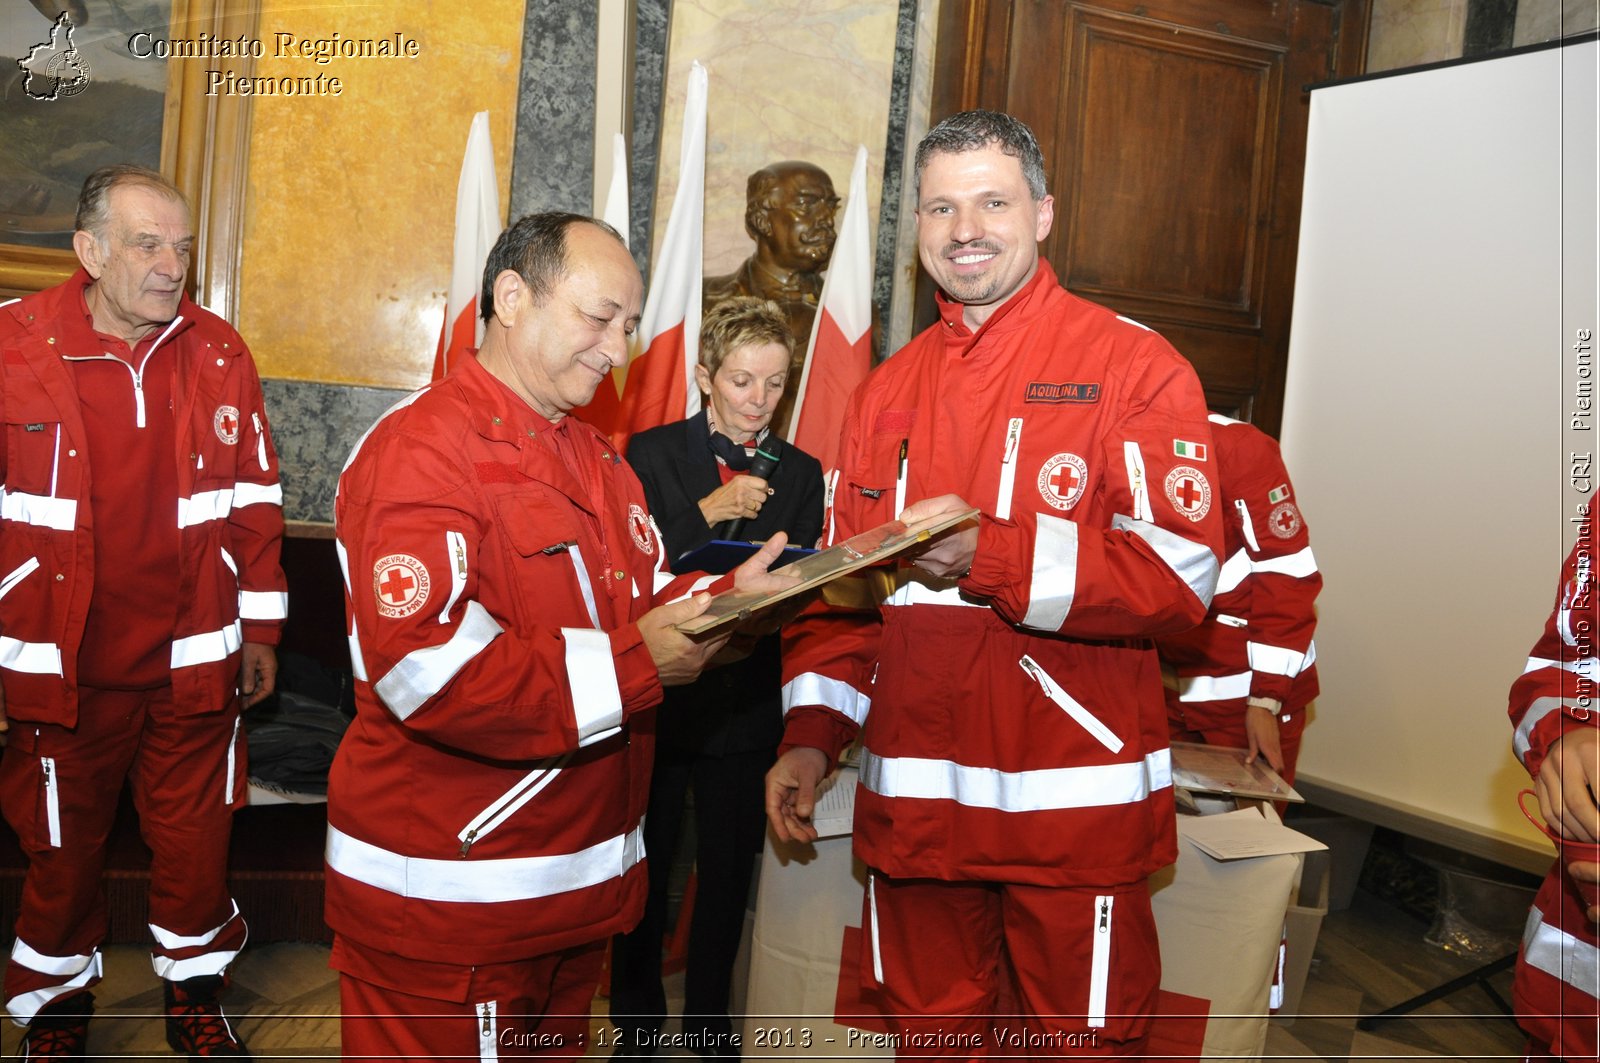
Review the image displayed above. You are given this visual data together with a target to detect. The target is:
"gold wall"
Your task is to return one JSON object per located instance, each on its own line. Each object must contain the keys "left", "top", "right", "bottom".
{"left": 237, "top": 0, "right": 522, "bottom": 389}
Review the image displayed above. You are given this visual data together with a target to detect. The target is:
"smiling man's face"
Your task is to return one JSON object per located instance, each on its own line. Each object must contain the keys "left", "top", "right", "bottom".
{"left": 915, "top": 144, "right": 1053, "bottom": 330}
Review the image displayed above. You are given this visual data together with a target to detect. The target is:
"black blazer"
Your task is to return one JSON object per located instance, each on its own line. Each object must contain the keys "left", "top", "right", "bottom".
{"left": 626, "top": 412, "right": 825, "bottom": 756}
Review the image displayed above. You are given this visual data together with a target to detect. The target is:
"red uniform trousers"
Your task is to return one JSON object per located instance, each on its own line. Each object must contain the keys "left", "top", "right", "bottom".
{"left": 1514, "top": 861, "right": 1600, "bottom": 1063}
{"left": 334, "top": 936, "right": 603, "bottom": 1060}
{"left": 859, "top": 874, "right": 1160, "bottom": 1060}
{"left": 1, "top": 686, "right": 246, "bottom": 1024}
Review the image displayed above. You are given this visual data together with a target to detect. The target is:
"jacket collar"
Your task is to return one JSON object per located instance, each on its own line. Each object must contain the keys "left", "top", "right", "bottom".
{"left": 935, "top": 258, "right": 1062, "bottom": 348}
{"left": 41, "top": 268, "right": 200, "bottom": 358}
{"left": 454, "top": 353, "right": 614, "bottom": 516}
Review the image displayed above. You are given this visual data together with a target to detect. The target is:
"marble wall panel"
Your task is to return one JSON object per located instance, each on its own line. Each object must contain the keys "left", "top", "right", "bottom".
{"left": 1367, "top": 0, "right": 1470, "bottom": 71}
{"left": 262, "top": 378, "right": 410, "bottom": 526}
{"left": 510, "top": 2, "right": 596, "bottom": 218}
{"left": 236, "top": 0, "right": 522, "bottom": 392}
{"left": 1514, "top": 0, "right": 1600, "bottom": 44}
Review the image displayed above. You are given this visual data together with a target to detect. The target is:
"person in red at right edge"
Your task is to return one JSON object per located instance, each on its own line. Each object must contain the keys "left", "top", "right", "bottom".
{"left": 765, "top": 109, "right": 1223, "bottom": 1058}
{"left": 1509, "top": 506, "right": 1600, "bottom": 1062}
{"left": 1157, "top": 416, "right": 1321, "bottom": 783}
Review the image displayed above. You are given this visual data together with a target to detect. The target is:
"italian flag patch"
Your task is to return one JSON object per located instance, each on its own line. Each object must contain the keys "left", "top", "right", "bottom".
{"left": 1268, "top": 484, "right": 1291, "bottom": 503}
{"left": 1173, "top": 440, "right": 1208, "bottom": 461}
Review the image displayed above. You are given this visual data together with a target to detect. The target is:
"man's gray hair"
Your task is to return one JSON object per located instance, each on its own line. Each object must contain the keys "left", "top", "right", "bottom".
{"left": 75, "top": 164, "right": 189, "bottom": 239}
{"left": 914, "top": 109, "right": 1048, "bottom": 202}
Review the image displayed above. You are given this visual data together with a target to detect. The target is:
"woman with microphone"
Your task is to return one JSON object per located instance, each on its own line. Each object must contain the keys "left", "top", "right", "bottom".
{"left": 612, "top": 297, "right": 825, "bottom": 1059}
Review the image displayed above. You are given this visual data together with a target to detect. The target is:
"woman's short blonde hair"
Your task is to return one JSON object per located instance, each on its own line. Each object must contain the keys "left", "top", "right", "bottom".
{"left": 699, "top": 297, "right": 795, "bottom": 378}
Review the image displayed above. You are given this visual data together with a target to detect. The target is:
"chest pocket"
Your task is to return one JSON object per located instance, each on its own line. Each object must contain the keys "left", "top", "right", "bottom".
{"left": 496, "top": 491, "right": 602, "bottom": 628}
{"left": 846, "top": 433, "right": 905, "bottom": 523}
{"left": 3, "top": 377, "right": 69, "bottom": 501}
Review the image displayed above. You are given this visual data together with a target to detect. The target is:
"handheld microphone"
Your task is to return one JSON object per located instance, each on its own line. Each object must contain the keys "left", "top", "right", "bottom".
{"left": 718, "top": 439, "right": 783, "bottom": 541}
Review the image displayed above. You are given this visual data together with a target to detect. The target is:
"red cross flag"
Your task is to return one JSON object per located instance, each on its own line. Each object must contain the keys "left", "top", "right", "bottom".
{"left": 577, "top": 131, "right": 633, "bottom": 433}
{"left": 431, "top": 112, "right": 502, "bottom": 382}
{"left": 790, "top": 145, "right": 874, "bottom": 476}
{"left": 611, "top": 61, "right": 708, "bottom": 454}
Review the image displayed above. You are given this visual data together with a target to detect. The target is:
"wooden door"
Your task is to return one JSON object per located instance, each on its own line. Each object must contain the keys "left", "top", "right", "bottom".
{"left": 924, "top": 0, "right": 1369, "bottom": 433}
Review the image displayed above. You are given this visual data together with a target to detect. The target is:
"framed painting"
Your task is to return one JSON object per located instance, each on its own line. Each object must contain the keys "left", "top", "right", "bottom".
{"left": 0, "top": 0, "right": 256, "bottom": 320}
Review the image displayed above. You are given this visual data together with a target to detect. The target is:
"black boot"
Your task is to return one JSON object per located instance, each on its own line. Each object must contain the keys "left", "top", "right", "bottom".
{"left": 20, "top": 992, "right": 94, "bottom": 1060}
{"left": 163, "top": 975, "right": 251, "bottom": 1059}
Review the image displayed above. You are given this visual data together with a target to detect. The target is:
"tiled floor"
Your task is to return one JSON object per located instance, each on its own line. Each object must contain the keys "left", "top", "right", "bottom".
{"left": 36, "top": 885, "right": 1533, "bottom": 1061}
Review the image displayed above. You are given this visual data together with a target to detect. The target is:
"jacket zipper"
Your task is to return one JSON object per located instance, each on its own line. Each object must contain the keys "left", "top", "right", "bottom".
{"left": 457, "top": 754, "right": 572, "bottom": 856}
{"left": 1019, "top": 655, "right": 1124, "bottom": 753}
{"left": 1088, "top": 895, "right": 1112, "bottom": 1028}
{"left": 440, "top": 530, "right": 469, "bottom": 623}
{"left": 225, "top": 717, "right": 240, "bottom": 802}
{"left": 61, "top": 316, "right": 181, "bottom": 430}
{"left": 1235, "top": 498, "right": 1260, "bottom": 552}
{"left": 251, "top": 412, "right": 268, "bottom": 471}
{"left": 477, "top": 1000, "right": 497, "bottom": 1061}
{"left": 995, "top": 418, "right": 1023, "bottom": 520}
{"left": 41, "top": 753, "right": 61, "bottom": 847}
{"left": 867, "top": 871, "right": 884, "bottom": 985}
{"left": 1123, "top": 442, "right": 1150, "bottom": 521}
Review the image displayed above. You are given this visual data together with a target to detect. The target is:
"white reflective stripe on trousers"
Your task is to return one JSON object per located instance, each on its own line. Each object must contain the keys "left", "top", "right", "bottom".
{"left": 1522, "top": 904, "right": 1600, "bottom": 999}
{"left": 6, "top": 939, "right": 103, "bottom": 1025}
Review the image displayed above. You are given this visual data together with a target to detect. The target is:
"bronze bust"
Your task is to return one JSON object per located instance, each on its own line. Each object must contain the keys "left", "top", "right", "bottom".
{"left": 704, "top": 161, "right": 839, "bottom": 435}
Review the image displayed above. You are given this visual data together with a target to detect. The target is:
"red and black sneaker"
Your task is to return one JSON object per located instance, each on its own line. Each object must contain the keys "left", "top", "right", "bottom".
{"left": 163, "top": 976, "right": 251, "bottom": 1059}
{"left": 20, "top": 992, "right": 94, "bottom": 1060}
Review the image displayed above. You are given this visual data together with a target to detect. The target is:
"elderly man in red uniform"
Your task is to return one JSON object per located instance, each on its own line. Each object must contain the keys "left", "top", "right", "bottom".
{"left": 1509, "top": 506, "right": 1600, "bottom": 1062}
{"left": 329, "top": 212, "right": 796, "bottom": 1059}
{"left": 767, "top": 110, "right": 1223, "bottom": 1057}
{"left": 0, "top": 165, "right": 285, "bottom": 1058}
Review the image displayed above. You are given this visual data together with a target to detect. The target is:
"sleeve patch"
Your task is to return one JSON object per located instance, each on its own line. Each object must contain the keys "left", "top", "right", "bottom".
{"left": 374, "top": 554, "right": 432, "bottom": 618}
{"left": 1164, "top": 466, "right": 1212, "bottom": 522}
{"left": 1268, "top": 502, "right": 1303, "bottom": 539}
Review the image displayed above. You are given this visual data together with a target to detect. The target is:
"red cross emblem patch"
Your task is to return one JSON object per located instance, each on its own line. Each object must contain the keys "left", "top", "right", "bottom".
{"left": 1268, "top": 502, "right": 1302, "bottom": 539}
{"left": 628, "top": 503, "right": 654, "bottom": 554}
{"left": 213, "top": 405, "right": 241, "bottom": 445}
{"left": 1164, "top": 465, "right": 1212, "bottom": 522}
{"left": 1036, "top": 453, "right": 1088, "bottom": 512}
{"left": 373, "top": 553, "right": 431, "bottom": 618}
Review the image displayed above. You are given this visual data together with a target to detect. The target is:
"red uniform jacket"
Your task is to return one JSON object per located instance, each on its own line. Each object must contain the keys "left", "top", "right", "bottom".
{"left": 0, "top": 272, "right": 285, "bottom": 726}
{"left": 328, "top": 354, "right": 729, "bottom": 967}
{"left": 1509, "top": 507, "right": 1598, "bottom": 1062}
{"left": 1157, "top": 416, "right": 1320, "bottom": 734}
{"left": 780, "top": 263, "right": 1223, "bottom": 887}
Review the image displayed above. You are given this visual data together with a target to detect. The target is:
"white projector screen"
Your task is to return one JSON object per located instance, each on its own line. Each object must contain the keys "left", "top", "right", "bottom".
{"left": 1282, "top": 37, "right": 1598, "bottom": 872}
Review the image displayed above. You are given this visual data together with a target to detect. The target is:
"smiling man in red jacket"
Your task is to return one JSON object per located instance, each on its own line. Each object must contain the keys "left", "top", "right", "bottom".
{"left": 0, "top": 165, "right": 285, "bottom": 1059}
{"left": 767, "top": 110, "right": 1223, "bottom": 1058}
{"left": 329, "top": 213, "right": 797, "bottom": 1059}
